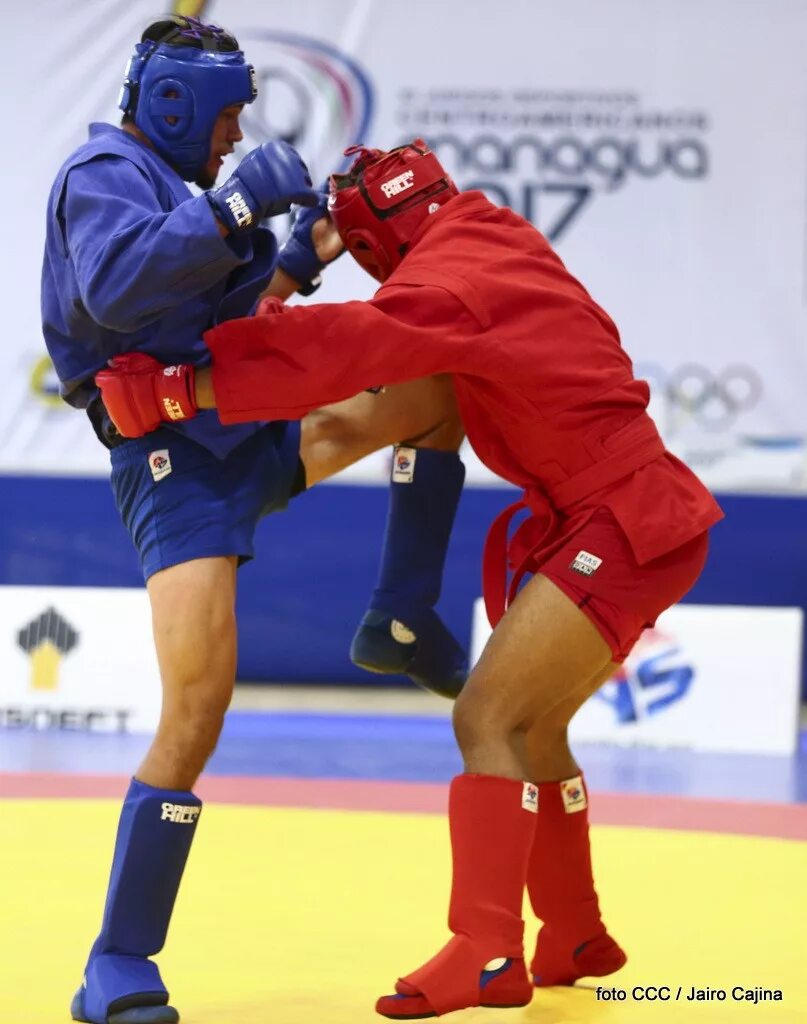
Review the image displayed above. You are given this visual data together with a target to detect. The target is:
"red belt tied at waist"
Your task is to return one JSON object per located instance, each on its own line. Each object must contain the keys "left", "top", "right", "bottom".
{"left": 482, "top": 425, "right": 666, "bottom": 627}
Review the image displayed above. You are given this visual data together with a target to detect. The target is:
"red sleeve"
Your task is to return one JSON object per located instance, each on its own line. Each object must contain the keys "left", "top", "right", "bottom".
{"left": 206, "top": 285, "right": 479, "bottom": 423}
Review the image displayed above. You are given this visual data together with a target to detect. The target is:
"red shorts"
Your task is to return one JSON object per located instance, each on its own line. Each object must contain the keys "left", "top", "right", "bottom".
{"left": 537, "top": 507, "right": 709, "bottom": 662}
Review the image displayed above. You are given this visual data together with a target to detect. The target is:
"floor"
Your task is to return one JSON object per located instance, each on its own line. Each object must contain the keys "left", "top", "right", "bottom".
{"left": 2, "top": 685, "right": 806, "bottom": 1023}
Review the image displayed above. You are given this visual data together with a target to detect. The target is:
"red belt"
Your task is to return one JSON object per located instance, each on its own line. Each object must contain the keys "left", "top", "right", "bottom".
{"left": 482, "top": 429, "right": 666, "bottom": 627}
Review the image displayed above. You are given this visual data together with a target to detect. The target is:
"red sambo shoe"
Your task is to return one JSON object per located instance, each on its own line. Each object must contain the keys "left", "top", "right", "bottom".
{"left": 375, "top": 935, "right": 533, "bottom": 1019}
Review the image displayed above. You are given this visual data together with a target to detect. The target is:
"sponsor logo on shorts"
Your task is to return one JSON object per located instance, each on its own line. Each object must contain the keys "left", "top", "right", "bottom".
{"left": 570, "top": 549, "right": 603, "bottom": 576}
{"left": 160, "top": 802, "right": 201, "bottom": 824}
{"left": 392, "top": 446, "right": 417, "bottom": 483}
{"left": 522, "top": 782, "right": 539, "bottom": 813}
{"left": 390, "top": 620, "right": 417, "bottom": 644}
{"left": 148, "top": 449, "right": 172, "bottom": 482}
{"left": 560, "top": 776, "right": 587, "bottom": 813}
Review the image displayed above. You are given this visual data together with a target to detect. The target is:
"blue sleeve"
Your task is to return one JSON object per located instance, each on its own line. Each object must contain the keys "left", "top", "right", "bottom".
{"left": 63, "top": 157, "right": 255, "bottom": 333}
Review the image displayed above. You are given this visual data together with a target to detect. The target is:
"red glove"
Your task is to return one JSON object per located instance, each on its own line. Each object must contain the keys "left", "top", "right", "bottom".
{"left": 95, "top": 353, "right": 198, "bottom": 438}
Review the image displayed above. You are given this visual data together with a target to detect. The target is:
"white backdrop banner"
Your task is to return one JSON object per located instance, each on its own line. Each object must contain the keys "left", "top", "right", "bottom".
{"left": 0, "top": 585, "right": 161, "bottom": 733}
{"left": 471, "top": 599, "right": 803, "bottom": 755}
{"left": 4, "top": 0, "right": 807, "bottom": 490}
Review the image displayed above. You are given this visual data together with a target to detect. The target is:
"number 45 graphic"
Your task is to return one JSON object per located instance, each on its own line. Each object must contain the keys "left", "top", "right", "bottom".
{"left": 594, "top": 647, "right": 694, "bottom": 724}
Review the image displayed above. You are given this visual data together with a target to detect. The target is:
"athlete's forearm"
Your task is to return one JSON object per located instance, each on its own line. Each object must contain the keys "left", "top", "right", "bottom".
{"left": 258, "top": 267, "right": 301, "bottom": 303}
{"left": 194, "top": 367, "right": 216, "bottom": 410}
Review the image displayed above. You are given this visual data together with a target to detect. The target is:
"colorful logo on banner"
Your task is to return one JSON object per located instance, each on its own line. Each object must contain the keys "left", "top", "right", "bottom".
{"left": 29, "top": 354, "right": 63, "bottom": 408}
{"left": 238, "top": 31, "right": 373, "bottom": 182}
{"left": 594, "top": 628, "right": 694, "bottom": 725}
{"left": 17, "top": 607, "right": 79, "bottom": 691}
{"left": 395, "top": 89, "right": 709, "bottom": 242}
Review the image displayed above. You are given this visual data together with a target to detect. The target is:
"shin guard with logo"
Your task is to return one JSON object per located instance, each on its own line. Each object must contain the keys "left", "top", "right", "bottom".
{"left": 376, "top": 774, "right": 536, "bottom": 1019}
{"left": 350, "top": 447, "right": 467, "bottom": 699}
{"left": 528, "top": 775, "right": 626, "bottom": 987}
{"left": 71, "top": 778, "right": 202, "bottom": 1024}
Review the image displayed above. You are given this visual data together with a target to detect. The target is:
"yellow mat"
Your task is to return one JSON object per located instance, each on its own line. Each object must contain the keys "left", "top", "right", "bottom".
{"left": 2, "top": 799, "right": 806, "bottom": 1023}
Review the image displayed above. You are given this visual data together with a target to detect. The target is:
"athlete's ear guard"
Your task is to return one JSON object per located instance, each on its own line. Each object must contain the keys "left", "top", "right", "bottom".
{"left": 329, "top": 171, "right": 394, "bottom": 282}
{"left": 340, "top": 227, "right": 395, "bottom": 282}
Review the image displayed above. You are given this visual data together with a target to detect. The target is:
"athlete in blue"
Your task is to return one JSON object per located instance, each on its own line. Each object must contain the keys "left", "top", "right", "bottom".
{"left": 41, "top": 15, "right": 466, "bottom": 1024}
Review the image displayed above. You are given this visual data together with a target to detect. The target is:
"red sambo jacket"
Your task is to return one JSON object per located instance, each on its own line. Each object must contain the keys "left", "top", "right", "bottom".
{"left": 206, "top": 191, "right": 723, "bottom": 622}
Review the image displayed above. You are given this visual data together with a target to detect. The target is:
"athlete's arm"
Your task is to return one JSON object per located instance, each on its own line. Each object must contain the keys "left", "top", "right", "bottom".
{"left": 194, "top": 366, "right": 216, "bottom": 410}
{"left": 95, "top": 285, "right": 479, "bottom": 436}
{"left": 259, "top": 267, "right": 304, "bottom": 302}
{"left": 206, "top": 284, "right": 480, "bottom": 422}
{"left": 63, "top": 157, "right": 255, "bottom": 333}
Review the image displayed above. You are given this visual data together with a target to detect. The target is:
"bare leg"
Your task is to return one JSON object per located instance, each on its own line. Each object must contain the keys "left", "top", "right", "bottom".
{"left": 522, "top": 662, "right": 616, "bottom": 781}
{"left": 452, "top": 574, "right": 613, "bottom": 779}
{"left": 506, "top": 608, "right": 627, "bottom": 989}
{"left": 300, "top": 374, "right": 463, "bottom": 484}
{"left": 139, "top": 555, "right": 239, "bottom": 789}
{"left": 376, "top": 576, "right": 619, "bottom": 1019}
{"left": 73, "top": 555, "right": 240, "bottom": 1024}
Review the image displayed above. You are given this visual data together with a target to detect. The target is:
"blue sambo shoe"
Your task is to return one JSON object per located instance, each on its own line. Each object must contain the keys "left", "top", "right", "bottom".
{"left": 350, "top": 608, "right": 467, "bottom": 699}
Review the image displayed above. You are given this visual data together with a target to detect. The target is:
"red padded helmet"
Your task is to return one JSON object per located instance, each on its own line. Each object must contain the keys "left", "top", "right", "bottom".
{"left": 328, "top": 139, "right": 458, "bottom": 282}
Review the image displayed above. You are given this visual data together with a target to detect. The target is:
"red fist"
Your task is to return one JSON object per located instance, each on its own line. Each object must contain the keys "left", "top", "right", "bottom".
{"left": 95, "top": 353, "right": 198, "bottom": 438}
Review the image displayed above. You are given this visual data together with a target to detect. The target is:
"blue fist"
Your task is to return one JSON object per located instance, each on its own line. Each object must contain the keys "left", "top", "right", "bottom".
{"left": 278, "top": 190, "right": 329, "bottom": 292}
{"left": 278, "top": 184, "right": 345, "bottom": 294}
{"left": 208, "top": 141, "right": 318, "bottom": 234}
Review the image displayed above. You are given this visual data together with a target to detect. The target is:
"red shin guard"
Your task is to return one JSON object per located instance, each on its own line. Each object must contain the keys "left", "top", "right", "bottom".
{"left": 376, "top": 774, "right": 536, "bottom": 1019}
{"left": 527, "top": 775, "right": 626, "bottom": 986}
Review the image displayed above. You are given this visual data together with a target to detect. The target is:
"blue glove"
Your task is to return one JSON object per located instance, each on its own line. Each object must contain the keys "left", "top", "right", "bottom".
{"left": 208, "top": 141, "right": 318, "bottom": 234}
{"left": 278, "top": 188, "right": 343, "bottom": 295}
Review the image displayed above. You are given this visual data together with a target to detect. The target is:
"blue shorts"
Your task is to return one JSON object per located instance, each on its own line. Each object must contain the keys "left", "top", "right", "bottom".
{"left": 109, "top": 421, "right": 301, "bottom": 580}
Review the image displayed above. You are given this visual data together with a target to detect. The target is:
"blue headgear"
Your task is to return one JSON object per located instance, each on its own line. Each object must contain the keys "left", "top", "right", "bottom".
{"left": 119, "top": 19, "right": 257, "bottom": 181}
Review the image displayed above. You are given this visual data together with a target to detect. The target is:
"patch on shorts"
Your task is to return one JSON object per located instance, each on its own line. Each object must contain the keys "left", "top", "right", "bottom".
{"left": 148, "top": 449, "right": 172, "bottom": 482}
{"left": 392, "top": 446, "right": 416, "bottom": 483}
{"left": 522, "top": 782, "right": 539, "bottom": 813}
{"left": 560, "top": 776, "right": 587, "bottom": 813}
{"left": 569, "top": 549, "right": 602, "bottom": 576}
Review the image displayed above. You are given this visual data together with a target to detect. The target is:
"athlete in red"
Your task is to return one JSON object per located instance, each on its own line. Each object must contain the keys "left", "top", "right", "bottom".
{"left": 97, "top": 140, "right": 723, "bottom": 1019}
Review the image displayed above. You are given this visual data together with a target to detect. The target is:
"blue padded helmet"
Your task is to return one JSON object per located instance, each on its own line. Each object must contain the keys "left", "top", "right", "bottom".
{"left": 119, "top": 16, "right": 257, "bottom": 181}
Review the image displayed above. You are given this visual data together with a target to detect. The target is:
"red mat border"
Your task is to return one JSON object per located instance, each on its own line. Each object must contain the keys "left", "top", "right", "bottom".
{"left": 2, "top": 771, "right": 806, "bottom": 841}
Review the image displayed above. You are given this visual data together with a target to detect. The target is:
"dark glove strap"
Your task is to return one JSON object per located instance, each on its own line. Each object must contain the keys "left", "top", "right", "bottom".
{"left": 87, "top": 395, "right": 127, "bottom": 450}
{"left": 295, "top": 275, "right": 322, "bottom": 297}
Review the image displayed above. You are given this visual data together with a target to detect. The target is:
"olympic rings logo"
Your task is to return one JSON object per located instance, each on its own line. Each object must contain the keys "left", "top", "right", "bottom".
{"left": 638, "top": 363, "right": 762, "bottom": 432}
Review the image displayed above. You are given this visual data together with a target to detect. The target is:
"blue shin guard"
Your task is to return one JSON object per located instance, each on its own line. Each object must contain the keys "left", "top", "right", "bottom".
{"left": 71, "top": 778, "right": 201, "bottom": 1024}
{"left": 350, "top": 446, "right": 467, "bottom": 699}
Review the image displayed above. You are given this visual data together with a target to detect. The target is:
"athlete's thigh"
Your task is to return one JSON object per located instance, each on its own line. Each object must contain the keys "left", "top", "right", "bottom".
{"left": 457, "top": 573, "right": 614, "bottom": 732}
{"left": 300, "top": 374, "right": 463, "bottom": 485}
{"left": 147, "top": 555, "right": 238, "bottom": 703}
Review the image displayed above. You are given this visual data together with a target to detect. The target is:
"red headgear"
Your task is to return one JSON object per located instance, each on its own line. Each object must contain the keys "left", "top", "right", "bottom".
{"left": 328, "top": 139, "right": 458, "bottom": 282}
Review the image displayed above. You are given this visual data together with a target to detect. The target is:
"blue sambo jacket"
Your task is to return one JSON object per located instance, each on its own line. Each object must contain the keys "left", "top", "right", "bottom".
{"left": 41, "top": 123, "right": 279, "bottom": 456}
